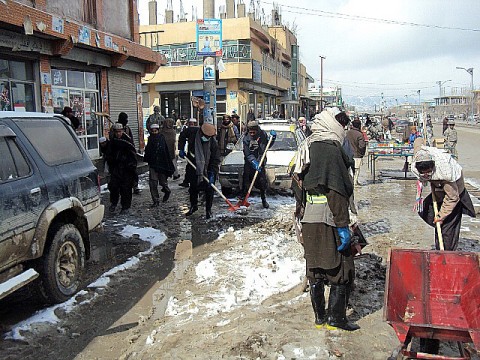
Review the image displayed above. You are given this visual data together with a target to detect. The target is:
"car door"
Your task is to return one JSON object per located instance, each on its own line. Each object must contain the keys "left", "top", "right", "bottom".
{"left": 0, "top": 125, "right": 49, "bottom": 270}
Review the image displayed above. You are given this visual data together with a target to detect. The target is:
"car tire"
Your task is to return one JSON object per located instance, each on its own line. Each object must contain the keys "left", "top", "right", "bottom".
{"left": 36, "top": 224, "right": 85, "bottom": 304}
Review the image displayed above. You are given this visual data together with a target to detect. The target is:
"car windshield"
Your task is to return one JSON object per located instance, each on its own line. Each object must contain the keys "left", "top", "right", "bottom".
{"left": 233, "top": 130, "right": 297, "bottom": 151}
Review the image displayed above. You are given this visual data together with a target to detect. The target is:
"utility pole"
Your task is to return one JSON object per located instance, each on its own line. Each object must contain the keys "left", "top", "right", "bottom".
{"left": 456, "top": 67, "right": 474, "bottom": 122}
{"left": 319, "top": 55, "right": 325, "bottom": 111}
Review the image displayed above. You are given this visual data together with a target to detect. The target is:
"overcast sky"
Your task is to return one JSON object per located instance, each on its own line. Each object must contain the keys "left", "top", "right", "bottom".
{"left": 138, "top": 0, "right": 480, "bottom": 103}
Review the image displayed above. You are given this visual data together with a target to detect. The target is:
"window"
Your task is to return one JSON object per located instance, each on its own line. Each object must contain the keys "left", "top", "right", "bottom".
{"left": 16, "top": 119, "right": 83, "bottom": 165}
{"left": 0, "top": 58, "right": 35, "bottom": 112}
{"left": 0, "top": 137, "right": 30, "bottom": 181}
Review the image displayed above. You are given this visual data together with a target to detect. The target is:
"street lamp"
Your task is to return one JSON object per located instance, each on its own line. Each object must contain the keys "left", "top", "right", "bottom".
{"left": 319, "top": 55, "right": 326, "bottom": 111}
{"left": 436, "top": 80, "right": 451, "bottom": 97}
{"left": 456, "top": 66, "right": 474, "bottom": 122}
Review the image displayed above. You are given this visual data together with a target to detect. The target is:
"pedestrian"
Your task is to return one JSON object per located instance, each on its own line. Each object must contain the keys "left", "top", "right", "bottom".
{"left": 61, "top": 106, "right": 80, "bottom": 131}
{"left": 106, "top": 123, "right": 138, "bottom": 215}
{"left": 217, "top": 114, "right": 239, "bottom": 157}
{"left": 116, "top": 112, "right": 140, "bottom": 195}
{"left": 146, "top": 105, "right": 165, "bottom": 133}
{"left": 178, "top": 118, "right": 198, "bottom": 187}
{"left": 443, "top": 120, "right": 458, "bottom": 158}
{"left": 411, "top": 138, "right": 475, "bottom": 354}
{"left": 247, "top": 108, "right": 255, "bottom": 122}
{"left": 161, "top": 118, "right": 180, "bottom": 180}
{"left": 171, "top": 109, "right": 178, "bottom": 121}
{"left": 365, "top": 115, "right": 372, "bottom": 127}
{"left": 408, "top": 126, "right": 420, "bottom": 145}
{"left": 178, "top": 123, "right": 220, "bottom": 219}
{"left": 231, "top": 113, "right": 241, "bottom": 134}
{"left": 297, "top": 116, "right": 312, "bottom": 137}
{"left": 175, "top": 118, "right": 183, "bottom": 134}
{"left": 99, "top": 136, "right": 109, "bottom": 174}
{"left": 346, "top": 118, "right": 366, "bottom": 186}
{"left": 292, "top": 107, "right": 359, "bottom": 331}
{"left": 143, "top": 123, "right": 174, "bottom": 207}
{"left": 240, "top": 120, "right": 276, "bottom": 209}
{"left": 442, "top": 117, "right": 449, "bottom": 134}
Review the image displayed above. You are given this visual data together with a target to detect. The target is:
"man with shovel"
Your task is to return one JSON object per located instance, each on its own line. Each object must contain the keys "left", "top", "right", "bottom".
{"left": 411, "top": 138, "right": 475, "bottom": 354}
{"left": 240, "top": 120, "right": 276, "bottom": 209}
{"left": 178, "top": 122, "right": 220, "bottom": 219}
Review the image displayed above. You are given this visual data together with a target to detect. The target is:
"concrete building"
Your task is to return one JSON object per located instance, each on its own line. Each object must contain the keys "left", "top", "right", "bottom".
{"left": 139, "top": 6, "right": 312, "bottom": 127}
{"left": 0, "top": 0, "right": 165, "bottom": 157}
{"left": 307, "top": 85, "right": 344, "bottom": 117}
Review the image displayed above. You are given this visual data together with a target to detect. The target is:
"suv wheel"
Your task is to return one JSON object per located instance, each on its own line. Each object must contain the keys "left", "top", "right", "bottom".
{"left": 37, "top": 224, "right": 85, "bottom": 304}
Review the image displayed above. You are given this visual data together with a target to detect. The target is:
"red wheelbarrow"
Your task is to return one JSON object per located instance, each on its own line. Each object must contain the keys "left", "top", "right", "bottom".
{"left": 384, "top": 249, "right": 480, "bottom": 359}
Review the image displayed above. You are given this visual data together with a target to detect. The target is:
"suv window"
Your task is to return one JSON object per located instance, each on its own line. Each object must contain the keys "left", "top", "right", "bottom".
{"left": 15, "top": 118, "right": 83, "bottom": 165}
{"left": 0, "top": 137, "right": 30, "bottom": 181}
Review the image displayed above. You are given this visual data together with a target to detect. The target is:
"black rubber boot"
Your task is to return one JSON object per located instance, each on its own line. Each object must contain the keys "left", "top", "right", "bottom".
{"left": 162, "top": 186, "right": 171, "bottom": 202}
{"left": 310, "top": 280, "right": 326, "bottom": 328}
{"left": 260, "top": 190, "right": 269, "bottom": 209}
{"left": 326, "top": 284, "right": 360, "bottom": 331}
{"left": 205, "top": 192, "right": 213, "bottom": 219}
{"left": 186, "top": 205, "right": 198, "bottom": 216}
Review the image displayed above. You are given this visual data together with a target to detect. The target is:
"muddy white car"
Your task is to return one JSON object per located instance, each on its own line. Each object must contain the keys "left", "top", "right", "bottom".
{"left": 219, "top": 120, "right": 306, "bottom": 195}
{"left": 0, "top": 112, "right": 104, "bottom": 303}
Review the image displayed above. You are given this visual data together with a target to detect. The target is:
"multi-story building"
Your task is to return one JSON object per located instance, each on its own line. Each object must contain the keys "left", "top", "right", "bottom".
{"left": 0, "top": 0, "right": 165, "bottom": 157}
{"left": 139, "top": 1, "right": 312, "bottom": 127}
{"left": 306, "top": 85, "right": 344, "bottom": 117}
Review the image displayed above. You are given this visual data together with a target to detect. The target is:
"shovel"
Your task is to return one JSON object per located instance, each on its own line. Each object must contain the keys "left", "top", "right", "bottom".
{"left": 430, "top": 184, "right": 445, "bottom": 251}
{"left": 184, "top": 156, "right": 237, "bottom": 212}
{"left": 235, "top": 135, "right": 274, "bottom": 209}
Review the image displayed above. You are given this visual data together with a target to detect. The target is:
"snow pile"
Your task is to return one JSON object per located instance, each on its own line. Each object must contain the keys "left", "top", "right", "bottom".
{"left": 165, "top": 226, "right": 304, "bottom": 320}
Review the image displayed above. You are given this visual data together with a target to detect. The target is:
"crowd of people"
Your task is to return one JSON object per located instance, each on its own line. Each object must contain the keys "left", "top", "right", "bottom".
{"left": 90, "top": 104, "right": 472, "bottom": 353}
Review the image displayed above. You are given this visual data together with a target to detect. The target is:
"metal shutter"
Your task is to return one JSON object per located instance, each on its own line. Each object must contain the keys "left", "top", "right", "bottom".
{"left": 108, "top": 69, "right": 139, "bottom": 149}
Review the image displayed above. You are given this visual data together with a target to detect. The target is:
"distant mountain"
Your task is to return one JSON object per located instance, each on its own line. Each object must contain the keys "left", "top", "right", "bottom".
{"left": 344, "top": 95, "right": 419, "bottom": 112}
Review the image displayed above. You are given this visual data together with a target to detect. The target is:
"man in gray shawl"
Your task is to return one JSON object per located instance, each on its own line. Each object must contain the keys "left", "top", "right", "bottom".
{"left": 293, "top": 108, "right": 359, "bottom": 331}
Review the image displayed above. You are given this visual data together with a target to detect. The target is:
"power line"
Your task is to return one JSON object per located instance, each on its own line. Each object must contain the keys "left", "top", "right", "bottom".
{"left": 262, "top": 1, "right": 480, "bottom": 32}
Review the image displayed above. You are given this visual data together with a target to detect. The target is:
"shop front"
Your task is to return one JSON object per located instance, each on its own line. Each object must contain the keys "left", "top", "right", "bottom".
{"left": 51, "top": 68, "right": 101, "bottom": 158}
{"left": 0, "top": 57, "right": 37, "bottom": 112}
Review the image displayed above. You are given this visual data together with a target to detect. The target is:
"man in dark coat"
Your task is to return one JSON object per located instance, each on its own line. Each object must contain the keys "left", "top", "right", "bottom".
{"left": 61, "top": 106, "right": 80, "bottom": 130}
{"left": 178, "top": 118, "right": 199, "bottom": 187}
{"left": 106, "top": 122, "right": 138, "bottom": 214}
{"left": 217, "top": 115, "right": 239, "bottom": 157}
{"left": 178, "top": 123, "right": 220, "bottom": 219}
{"left": 241, "top": 120, "right": 276, "bottom": 209}
{"left": 144, "top": 124, "right": 175, "bottom": 207}
{"left": 293, "top": 108, "right": 359, "bottom": 331}
{"left": 346, "top": 118, "right": 367, "bottom": 186}
{"left": 161, "top": 118, "right": 180, "bottom": 180}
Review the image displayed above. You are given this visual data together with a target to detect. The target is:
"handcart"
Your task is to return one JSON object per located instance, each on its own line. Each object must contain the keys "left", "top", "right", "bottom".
{"left": 384, "top": 249, "right": 480, "bottom": 359}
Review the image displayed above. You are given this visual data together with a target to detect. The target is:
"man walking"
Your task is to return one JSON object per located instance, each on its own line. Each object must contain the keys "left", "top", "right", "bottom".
{"left": 106, "top": 123, "right": 138, "bottom": 214}
{"left": 443, "top": 119, "right": 458, "bottom": 158}
{"left": 293, "top": 108, "right": 359, "bottom": 331}
{"left": 161, "top": 118, "right": 180, "bottom": 180}
{"left": 178, "top": 118, "right": 198, "bottom": 187}
{"left": 146, "top": 105, "right": 165, "bottom": 133}
{"left": 178, "top": 123, "right": 220, "bottom": 219}
{"left": 241, "top": 120, "right": 276, "bottom": 209}
{"left": 346, "top": 118, "right": 366, "bottom": 186}
{"left": 143, "top": 123, "right": 174, "bottom": 207}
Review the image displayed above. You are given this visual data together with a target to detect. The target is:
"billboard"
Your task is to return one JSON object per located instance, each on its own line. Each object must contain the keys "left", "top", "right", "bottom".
{"left": 196, "top": 19, "right": 222, "bottom": 56}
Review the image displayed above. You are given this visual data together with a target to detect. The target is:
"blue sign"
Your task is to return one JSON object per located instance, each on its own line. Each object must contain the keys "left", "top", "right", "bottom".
{"left": 196, "top": 19, "right": 222, "bottom": 56}
{"left": 204, "top": 65, "right": 215, "bottom": 80}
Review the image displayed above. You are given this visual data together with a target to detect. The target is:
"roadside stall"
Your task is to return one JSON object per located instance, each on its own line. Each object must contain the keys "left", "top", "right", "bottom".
{"left": 367, "top": 141, "right": 414, "bottom": 182}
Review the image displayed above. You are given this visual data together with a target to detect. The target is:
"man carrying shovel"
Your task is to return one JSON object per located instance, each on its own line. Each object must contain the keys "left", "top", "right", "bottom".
{"left": 240, "top": 120, "right": 276, "bottom": 209}
{"left": 178, "top": 122, "right": 220, "bottom": 219}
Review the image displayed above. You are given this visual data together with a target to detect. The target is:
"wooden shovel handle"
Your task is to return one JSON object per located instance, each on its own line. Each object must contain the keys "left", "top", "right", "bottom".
{"left": 430, "top": 185, "right": 445, "bottom": 251}
{"left": 245, "top": 135, "right": 275, "bottom": 196}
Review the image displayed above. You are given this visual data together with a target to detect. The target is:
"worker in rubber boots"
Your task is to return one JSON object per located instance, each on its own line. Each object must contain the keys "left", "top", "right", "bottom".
{"left": 293, "top": 108, "right": 359, "bottom": 331}
{"left": 178, "top": 123, "right": 220, "bottom": 219}
{"left": 240, "top": 120, "right": 276, "bottom": 209}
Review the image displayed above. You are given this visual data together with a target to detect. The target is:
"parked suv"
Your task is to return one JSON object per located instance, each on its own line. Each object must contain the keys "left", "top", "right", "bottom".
{"left": 0, "top": 112, "right": 104, "bottom": 303}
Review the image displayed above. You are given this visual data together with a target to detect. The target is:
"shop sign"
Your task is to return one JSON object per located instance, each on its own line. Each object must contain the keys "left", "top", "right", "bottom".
{"left": 79, "top": 27, "right": 91, "bottom": 45}
{"left": 52, "top": 16, "right": 64, "bottom": 34}
{"left": 196, "top": 18, "right": 222, "bottom": 56}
